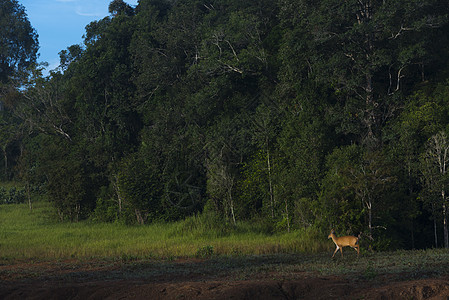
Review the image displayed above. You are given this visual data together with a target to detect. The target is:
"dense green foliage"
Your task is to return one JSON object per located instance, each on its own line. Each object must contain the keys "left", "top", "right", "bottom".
{"left": 0, "top": 0, "right": 39, "bottom": 183}
{"left": 2, "top": 0, "right": 449, "bottom": 250}
{"left": 0, "top": 0, "right": 38, "bottom": 82}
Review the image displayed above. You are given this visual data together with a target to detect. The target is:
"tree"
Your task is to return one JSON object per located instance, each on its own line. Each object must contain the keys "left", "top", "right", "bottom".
{"left": 319, "top": 145, "right": 396, "bottom": 245}
{"left": 205, "top": 115, "right": 253, "bottom": 225}
{"left": 240, "top": 103, "right": 280, "bottom": 220}
{"left": 207, "top": 156, "right": 236, "bottom": 225}
{"left": 14, "top": 70, "right": 72, "bottom": 141}
{"left": 0, "top": 0, "right": 38, "bottom": 83}
{"left": 109, "top": 0, "right": 135, "bottom": 16}
{"left": 272, "top": 82, "right": 336, "bottom": 231}
{"left": 421, "top": 131, "right": 449, "bottom": 248}
{"left": 58, "top": 44, "right": 83, "bottom": 72}
{"left": 0, "top": 0, "right": 38, "bottom": 179}
{"left": 319, "top": 145, "right": 364, "bottom": 233}
{"left": 0, "top": 107, "right": 21, "bottom": 179}
{"left": 393, "top": 80, "right": 449, "bottom": 247}
{"left": 350, "top": 151, "right": 396, "bottom": 240}
{"left": 117, "top": 153, "right": 163, "bottom": 224}
{"left": 0, "top": 108, "right": 21, "bottom": 179}
{"left": 35, "top": 136, "right": 95, "bottom": 221}
{"left": 237, "top": 150, "right": 271, "bottom": 220}
{"left": 279, "top": 0, "right": 448, "bottom": 147}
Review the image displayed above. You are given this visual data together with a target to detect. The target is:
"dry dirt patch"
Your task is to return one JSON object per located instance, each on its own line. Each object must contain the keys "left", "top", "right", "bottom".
{"left": 1, "top": 257, "right": 449, "bottom": 299}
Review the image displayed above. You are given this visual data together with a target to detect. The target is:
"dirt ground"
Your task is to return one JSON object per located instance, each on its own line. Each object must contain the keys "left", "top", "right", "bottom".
{"left": 1, "top": 257, "right": 449, "bottom": 299}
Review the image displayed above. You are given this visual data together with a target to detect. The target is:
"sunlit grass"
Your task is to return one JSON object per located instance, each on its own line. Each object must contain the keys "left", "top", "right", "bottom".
{"left": 2, "top": 202, "right": 449, "bottom": 283}
{"left": 0, "top": 202, "right": 331, "bottom": 261}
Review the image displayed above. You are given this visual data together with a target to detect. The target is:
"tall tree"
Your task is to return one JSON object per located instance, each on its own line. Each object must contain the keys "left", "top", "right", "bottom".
{"left": 0, "top": 0, "right": 38, "bottom": 83}
{"left": 279, "top": 0, "right": 448, "bottom": 147}
{"left": 0, "top": 107, "right": 21, "bottom": 179}
{"left": 109, "top": 0, "right": 135, "bottom": 16}
{"left": 0, "top": 0, "right": 38, "bottom": 179}
{"left": 392, "top": 79, "right": 449, "bottom": 247}
{"left": 422, "top": 131, "right": 449, "bottom": 248}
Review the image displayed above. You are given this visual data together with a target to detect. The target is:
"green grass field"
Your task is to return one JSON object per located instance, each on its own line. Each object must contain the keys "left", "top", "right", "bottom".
{"left": 4, "top": 201, "right": 449, "bottom": 300}
{"left": 0, "top": 202, "right": 331, "bottom": 261}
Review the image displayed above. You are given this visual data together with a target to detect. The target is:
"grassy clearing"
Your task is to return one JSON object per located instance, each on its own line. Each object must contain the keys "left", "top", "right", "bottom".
{"left": 2, "top": 202, "right": 449, "bottom": 284}
{"left": 201, "top": 249, "right": 449, "bottom": 282}
{"left": 2, "top": 249, "right": 448, "bottom": 285}
{"left": 0, "top": 202, "right": 331, "bottom": 261}
{"left": 291, "top": 249, "right": 449, "bottom": 279}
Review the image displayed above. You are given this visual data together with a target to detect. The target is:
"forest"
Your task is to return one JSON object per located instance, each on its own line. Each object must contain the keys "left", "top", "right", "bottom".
{"left": 1, "top": 0, "right": 449, "bottom": 251}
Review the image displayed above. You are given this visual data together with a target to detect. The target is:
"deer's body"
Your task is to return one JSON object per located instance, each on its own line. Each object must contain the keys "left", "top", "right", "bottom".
{"left": 328, "top": 230, "right": 359, "bottom": 258}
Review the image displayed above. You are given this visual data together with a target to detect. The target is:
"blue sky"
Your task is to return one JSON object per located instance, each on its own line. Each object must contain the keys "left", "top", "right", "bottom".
{"left": 19, "top": 0, "right": 138, "bottom": 72}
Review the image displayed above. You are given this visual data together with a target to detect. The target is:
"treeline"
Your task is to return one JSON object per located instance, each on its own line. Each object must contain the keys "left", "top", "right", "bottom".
{"left": 2, "top": 0, "right": 449, "bottom": 249}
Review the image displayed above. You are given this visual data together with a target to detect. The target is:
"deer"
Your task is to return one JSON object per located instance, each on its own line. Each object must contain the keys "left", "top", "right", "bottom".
{"left": 328, "top": 229, "right": 360, "bottom": 258}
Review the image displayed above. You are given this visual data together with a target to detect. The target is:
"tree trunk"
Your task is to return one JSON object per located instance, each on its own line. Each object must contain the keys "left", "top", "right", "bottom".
{"left": 113, "top": 175, "right": 122, "bottom": 216}
{"left": 228, "top": 182, "right": 236, "bottom": 226}
{"left": 366, "top": 200, "right": 373, "bottom": 239}
{"left": 58, "top": 209, "right": 64, "bottom": 222}
{"left": 359, "top": 0, "right": 377, "bottom": 147}
{"left": 135, "top": 209, "right": 144, "bottom": 225}
{"left": 365, "top": 74, "right": 377, "bottom": 146}
{"left": 26, "top": 181, "right": 32, "bottom": 211}
{"left": 267, "top": 147, "right": 274, "bottom": 219}
{"left": 75, "top": 203, "right": 80, "bottom": 222}
{"left": 443, "top": 193, "right": 448, "bottom": 248}
{"left": 2, "top": 147, "right": 7, "bottom": 178}
{"left": 118, "top": 193, "right": 122, "bottom": 216}
{"left": 408, "top": 161, "right": 415, "bottom": 249}
{"left": 230, "top": 198, "right": 236, "bottom": 225}
{"left": 284, "top": 197, "right": 290, "bottom": 233}
{"left": 433, "top": 201, "right": 438, "bottom": 247}
{"left": 434, "top": 217, "right": 438, "bottom": 248}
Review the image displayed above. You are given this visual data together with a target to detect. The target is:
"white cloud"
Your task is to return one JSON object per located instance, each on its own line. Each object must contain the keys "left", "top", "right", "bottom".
{"left": 75, "top": 7, "right": 103, "bottom": 17}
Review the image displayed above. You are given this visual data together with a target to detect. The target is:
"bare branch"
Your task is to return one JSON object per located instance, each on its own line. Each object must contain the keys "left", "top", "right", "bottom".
{"left": 389, "top": 25, "right": 413, "bottom": 40}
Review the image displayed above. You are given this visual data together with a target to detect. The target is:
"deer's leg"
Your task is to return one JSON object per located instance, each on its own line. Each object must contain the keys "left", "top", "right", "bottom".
{"left": 332, "top": 246, "right": 340, "bottom": 258}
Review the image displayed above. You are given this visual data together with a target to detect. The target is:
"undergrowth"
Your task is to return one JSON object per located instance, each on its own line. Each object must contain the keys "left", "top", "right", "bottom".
{"left": 0, "top": 202, "right": 330, "bottom": 261}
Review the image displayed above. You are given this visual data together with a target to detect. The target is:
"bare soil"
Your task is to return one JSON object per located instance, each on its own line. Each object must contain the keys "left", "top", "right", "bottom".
{"left": 1, "top": 255, "right": 449, "bottom": 299}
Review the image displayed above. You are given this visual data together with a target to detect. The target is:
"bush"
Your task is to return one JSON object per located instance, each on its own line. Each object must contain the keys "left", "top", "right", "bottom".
{"left": 0, "top": 187, "right": 6, "bottom": 203}
{"left": 91, "top": 197, "right": 119, "bottom": 223}
{"left": 0, "top": 186, "right": 26, "bottom": 204}
{"left": 196, "top": 245, "right": 214, "bottom": 258}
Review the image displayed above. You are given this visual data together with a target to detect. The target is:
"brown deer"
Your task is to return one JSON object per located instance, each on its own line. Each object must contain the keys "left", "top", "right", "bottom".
{"left": 328, "top": 229, "right": 360, "bottom": 258}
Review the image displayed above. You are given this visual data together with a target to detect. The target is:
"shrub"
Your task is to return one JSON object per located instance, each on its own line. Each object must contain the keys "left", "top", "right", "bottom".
{"left": 0, "top": 187, "right": 26, "bottom": 204}
{"left": 196, "top": 245, "right": 214, "bottom": 258}
{"left": 0, "top": 187, "right": 6, "bottom": 203}
{"left": 91, "top": 197, "right": 119, "bottom": 223}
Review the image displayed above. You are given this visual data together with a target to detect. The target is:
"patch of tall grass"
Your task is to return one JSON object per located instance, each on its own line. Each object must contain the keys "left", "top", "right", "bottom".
{"left": 0, "top": 202, "right": 330, "bottom": 261}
